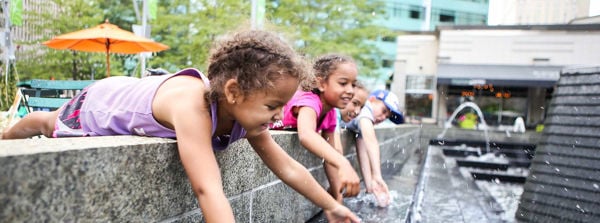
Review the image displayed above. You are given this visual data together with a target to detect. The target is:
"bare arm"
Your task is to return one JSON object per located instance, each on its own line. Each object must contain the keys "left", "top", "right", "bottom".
{"left": 156, "top": 78, "right": 234, "bottom": 223}
{"left": 296, "top": 107, "right": 350, "bottom": 170}
{"left": 357, "top": 118, "right": 391, "bottom": 206}
{"left": 296, "top": 107, "right": 360, "bottom": 196}
{"left": 247, "top": 132, "right": 360, "bottom": 222}
{"left": 358, "top": 118, "right": 383, "bottom": 179}
{"left": 328, "top": 129, "right": 345, "bottom": 157}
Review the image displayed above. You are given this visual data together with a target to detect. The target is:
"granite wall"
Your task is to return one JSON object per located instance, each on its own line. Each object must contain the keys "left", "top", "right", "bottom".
{"left": 0, "top": 125, "right": 421, "bottom": 222}
{"left": 516, "top": 66, "right": 600, "bottom": 222}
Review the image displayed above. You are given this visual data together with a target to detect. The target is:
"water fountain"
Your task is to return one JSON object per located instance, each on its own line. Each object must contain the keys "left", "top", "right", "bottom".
{"left": 436, "top": 101, "right": 491, "bottom": 155}
{"left": 403, "top": 101, "right": 540, "bottom": 223}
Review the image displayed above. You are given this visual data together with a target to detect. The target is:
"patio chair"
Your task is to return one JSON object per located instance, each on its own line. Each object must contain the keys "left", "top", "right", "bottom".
{"left": 20, "top": 79, "right": 95, "bottom": 114}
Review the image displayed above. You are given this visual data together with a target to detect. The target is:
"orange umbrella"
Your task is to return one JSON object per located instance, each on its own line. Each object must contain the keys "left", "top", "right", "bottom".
{"left": 43, "top": 20, "right": 169, "bottom": 77}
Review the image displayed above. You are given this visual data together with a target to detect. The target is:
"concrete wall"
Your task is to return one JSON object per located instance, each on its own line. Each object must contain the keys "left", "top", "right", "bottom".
{"left": 0, "top": 125, "right": 421, "bottom": 222}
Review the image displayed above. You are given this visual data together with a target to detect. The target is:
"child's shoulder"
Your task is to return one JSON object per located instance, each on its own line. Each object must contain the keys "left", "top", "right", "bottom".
{"left": 289, "top": 90, "right": 319, "bottom": 103}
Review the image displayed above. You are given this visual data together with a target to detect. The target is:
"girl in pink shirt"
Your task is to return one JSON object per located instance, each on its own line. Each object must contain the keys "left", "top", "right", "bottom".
{"left": 271, "top": 53, "right": 360, "bottom": 203}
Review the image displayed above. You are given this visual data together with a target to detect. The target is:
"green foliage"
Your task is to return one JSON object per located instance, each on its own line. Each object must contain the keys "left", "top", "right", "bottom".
{"left": 14, "top": 0, "right": 390, "bottom": 81}
{"left": 268, "top": 0, "right": 391, "bottom": 75}
{"left": 16, "top": 0, "right": 108, "bottom": 80}
{"left": 0, "top": 65, "right": 19, "bottom": 111}
{"left": 150, "top": 0, "right": 251, "bottom": 73}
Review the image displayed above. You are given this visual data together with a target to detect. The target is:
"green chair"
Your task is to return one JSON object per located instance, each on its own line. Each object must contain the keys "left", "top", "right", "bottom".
{"left": 20, "top": 79, "right": 95, "bottom": 114}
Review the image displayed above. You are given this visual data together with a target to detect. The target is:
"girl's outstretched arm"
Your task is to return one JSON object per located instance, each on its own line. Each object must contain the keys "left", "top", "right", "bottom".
{"left": 295, "top": 107, "right": 360, "bottom": 197}
{"left": 155, "top": 77, "right": 234, "bottom": 223}
{"left": 357, "top": 118, "right": 383, "bottom": 179}
{"left": 357, "top": 118, "right": 390, "bottom": 206}
{"left": 247, "top": 132, "right": 361, "bottom": 223}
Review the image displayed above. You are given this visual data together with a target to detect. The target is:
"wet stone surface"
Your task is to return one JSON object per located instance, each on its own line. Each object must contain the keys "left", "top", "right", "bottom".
{"left": 417, "top": 146, "right": 510, "bottom": 223}
{"left": 307, "top": 148, "right": 423, "bottom": 223}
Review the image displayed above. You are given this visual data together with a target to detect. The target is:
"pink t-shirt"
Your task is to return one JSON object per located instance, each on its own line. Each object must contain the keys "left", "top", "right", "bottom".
{"left": 270, "top": 90, "right": 337, "bottom": 133}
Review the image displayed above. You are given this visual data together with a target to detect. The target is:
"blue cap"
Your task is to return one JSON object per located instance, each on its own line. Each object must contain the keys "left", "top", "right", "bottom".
{"left": 370, "top": 89, "right": 404, "bottom": 124}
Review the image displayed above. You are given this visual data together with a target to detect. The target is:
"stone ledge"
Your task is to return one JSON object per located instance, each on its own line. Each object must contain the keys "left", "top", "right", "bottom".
{"left": 0, "top": 126, "right": 420, "bottom": 222}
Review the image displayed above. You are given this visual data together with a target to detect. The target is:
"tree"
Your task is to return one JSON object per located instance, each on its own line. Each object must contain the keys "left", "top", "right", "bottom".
{"left": 149, "top": 0, "right": 251, "bottom": 73}
{"left": 16, "top": 0, "right": 107, "bottom": 80}
{"left": 15, "top": 0, "right": 391, "bottom": 80}
{"left": 268, "top": 0, "right": 391, "bottom": 76}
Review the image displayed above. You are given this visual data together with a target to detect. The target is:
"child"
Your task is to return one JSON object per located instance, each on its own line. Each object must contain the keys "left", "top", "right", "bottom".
{"left": 2, "top": 30, "right": 360, "bottom": 222}
{"left": 270, "top": 53, "right": 361, "bottom": 203}
{"left": 343, "top": 89, "right": 404, "bottom": 207}
{"left": 338, "top": 81, "right": 369, "bottom": 125}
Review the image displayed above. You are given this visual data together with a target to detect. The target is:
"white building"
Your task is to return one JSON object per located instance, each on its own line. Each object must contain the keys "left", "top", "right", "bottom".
{"left": 489, "top": 0, "right": 590, "bottom": 25}
{"left": 392, "top": 24, "right": 600, "bottom": 129}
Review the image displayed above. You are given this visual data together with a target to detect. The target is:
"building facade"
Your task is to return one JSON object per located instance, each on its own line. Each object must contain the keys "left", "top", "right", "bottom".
{"left": 367, "top": 0, "right": 488, "bottom": 89}
{"left": 393, "top": 24, "right": 600, "bottom": 129}
{"left": 488, "top": 0, "right": 590, "bottom": 25}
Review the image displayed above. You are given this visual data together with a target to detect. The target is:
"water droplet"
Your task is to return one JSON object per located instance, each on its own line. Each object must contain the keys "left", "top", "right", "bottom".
{"left": 593, "top": 183, "right": 599, "bottom": 189}
{"left": 576, "top": 204, "right": 585, "bottom": 213}
{"left": 540, "top": 106, "right": 544, "bottom": 110}
{"left": 545, "top": 160, "right": 551, "bottom": 165}
{"left": 555, "top": 168, "right": 560, "bottom": 172}
{"left": 494, "top": 178, "right": 501, "bottom": 184}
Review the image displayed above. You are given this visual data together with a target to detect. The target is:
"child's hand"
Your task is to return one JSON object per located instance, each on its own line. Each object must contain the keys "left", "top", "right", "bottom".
{"left": 371, "top": 178, "right": 390, "bottom": 207}
{"left": 324, "top": 204, "right": 361, "bottom": 223}
{"left": 338, "top": 161, "right": 361, "bottom": 197}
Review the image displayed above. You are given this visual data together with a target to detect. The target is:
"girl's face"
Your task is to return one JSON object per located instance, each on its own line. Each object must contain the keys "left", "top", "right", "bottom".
{"left": 233, "top": 77, "right": 299, "bottom": 137}
{"left": 340, "top": 88, "right": 368, "bottom": 122}
{"left": 320, "top": 62, "right": 358, "bottom": 109}
{"left": 371, "top": 98, "right": 391, "bottom": 124}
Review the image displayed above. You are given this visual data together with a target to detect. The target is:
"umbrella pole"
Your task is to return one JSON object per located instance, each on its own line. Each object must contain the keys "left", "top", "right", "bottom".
{"left": 106, "top": 40, "right": 110, "bottom": 77}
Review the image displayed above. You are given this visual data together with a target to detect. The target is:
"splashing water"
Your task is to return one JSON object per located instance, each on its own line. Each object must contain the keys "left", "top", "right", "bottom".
{"left": 437, "top": 101, "right": 491, "bottom": 155}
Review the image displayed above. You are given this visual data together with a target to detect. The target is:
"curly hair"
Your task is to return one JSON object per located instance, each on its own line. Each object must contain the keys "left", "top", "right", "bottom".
{"left": 207, "top": 29, "right": 311, "bottom": 101}
{"left": 305, "top": 53, "right": 356, "bottom": 92}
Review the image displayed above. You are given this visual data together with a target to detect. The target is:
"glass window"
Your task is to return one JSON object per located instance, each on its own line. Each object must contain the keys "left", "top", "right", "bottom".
{"left": 406, "top": 75, "right": 435, "bottom": 91}
{"left": 382, "top": 59, "right": 394, "bottom": 68}
{"left": 406, "top": 93, "right": 433, "bottom": 117}
{"left": 405, "top": 75, "right": 435, "bottom": 119}
{"left": 409, "top": 6, "right": 424, "bottom": 19}
{"left": 381, "top": 36, "right": 396, "bottom": 42}
{"left": 439, "top": 10, "right": 455, "bottom": 22}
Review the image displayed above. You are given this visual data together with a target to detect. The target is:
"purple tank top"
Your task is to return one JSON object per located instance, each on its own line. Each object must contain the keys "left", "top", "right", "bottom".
{"left": 80, "top": 68, "right": 246, "bottom": 150}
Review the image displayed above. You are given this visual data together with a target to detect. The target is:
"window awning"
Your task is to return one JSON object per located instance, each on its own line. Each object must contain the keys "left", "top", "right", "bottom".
{"left": 437, "top": 64, "right": 562, "bottom": 87}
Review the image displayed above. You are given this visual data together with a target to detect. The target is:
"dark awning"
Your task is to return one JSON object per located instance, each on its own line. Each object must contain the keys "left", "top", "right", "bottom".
{"left": 437, "top": 64, "right": 562, "bottom": 87}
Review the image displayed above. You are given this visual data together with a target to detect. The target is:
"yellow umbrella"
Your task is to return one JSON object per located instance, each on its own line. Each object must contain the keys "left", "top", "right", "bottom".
{"left": 43, "top": 20, "right": 169, "bottom": 77}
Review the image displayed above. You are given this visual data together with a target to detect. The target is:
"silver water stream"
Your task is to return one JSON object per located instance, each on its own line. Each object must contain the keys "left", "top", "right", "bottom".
{"left": 436, "top": 101, "right": 491, "bottom": 155}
